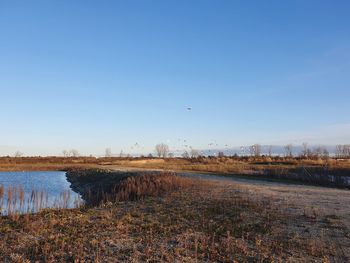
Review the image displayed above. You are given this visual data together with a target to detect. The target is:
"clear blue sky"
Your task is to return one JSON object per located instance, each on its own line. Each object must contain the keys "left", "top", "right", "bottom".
{"left": 0, "top": 1, "right": 349, "bottom": 156}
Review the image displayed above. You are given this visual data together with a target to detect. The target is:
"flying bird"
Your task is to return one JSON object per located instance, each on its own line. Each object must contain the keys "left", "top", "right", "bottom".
{"left": 187, "top": 107, "right": 192, "bottom": 111}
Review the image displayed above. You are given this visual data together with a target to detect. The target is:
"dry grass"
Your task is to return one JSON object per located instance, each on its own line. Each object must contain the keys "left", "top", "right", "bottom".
{"left": 1, "top": 156, "right": 350, "bottom": 171}
{"left": 66, "top": 169, "right": 194, "bottom": 206}
{"left": 103, "top": 157, "right": 350, "bottom": 188}
{"left": 0, "top": 173, "right": 347, "bottom": 262}
{"left": 1, "top": 156, "right": 350, "bottom": 188}
{"left": 0, "top": 185, "right": 83, "bottom": 217}
{"left": 94, "top": 172, "right": 194, "bottom": 205}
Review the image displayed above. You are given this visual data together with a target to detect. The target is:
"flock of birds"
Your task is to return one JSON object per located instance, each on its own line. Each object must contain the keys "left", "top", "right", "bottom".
{"left": 118, "top": 107, "right": 249, "bottom": 156}
{"left": 115, "top": 141, "right": 250, "bottom": 158}
{"left": 123, "top": 138, "right": 240, "bottom": 156}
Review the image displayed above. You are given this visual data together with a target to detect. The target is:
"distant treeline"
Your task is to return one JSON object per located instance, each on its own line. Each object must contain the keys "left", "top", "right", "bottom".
{"left": 5, "top": 144, "right": 350, "bottom": 159}
{"left": 0, "top": 153, "right": 349, "bottom": 164}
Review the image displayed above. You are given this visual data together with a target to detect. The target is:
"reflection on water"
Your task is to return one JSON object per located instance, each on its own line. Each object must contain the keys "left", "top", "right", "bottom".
{"left": 0, "top": 171, "right": 82, "bottom": 215}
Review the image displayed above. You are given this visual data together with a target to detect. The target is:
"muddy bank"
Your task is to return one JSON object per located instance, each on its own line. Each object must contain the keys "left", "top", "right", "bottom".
{"left": 66, "top": 169, "right": 192, "bottom": 206}
{"left": 66, "top": 169, "right": 141, "bottom": 205}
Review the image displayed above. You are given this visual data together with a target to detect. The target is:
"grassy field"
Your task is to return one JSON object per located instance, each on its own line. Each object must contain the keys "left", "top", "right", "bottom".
{"left": 1, "top": 159, "right": 349, "bottom": 261}
{"left": 1, "top": 156, "right": 349, "bottom": 187}
{"left": 1, "top": 169, "right": 347, "bottom": 262}
{"left": 2, "top": 156, "right": 350, "bottom": 171}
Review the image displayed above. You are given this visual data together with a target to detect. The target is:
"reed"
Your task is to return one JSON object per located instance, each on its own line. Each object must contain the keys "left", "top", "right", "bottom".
{"left": 19, "top": 186, "right": 25, "bottom": 211}
{"left": 0, "top": 171, "right": 346, "bottom": 261}
{"left": 0, "top": 185, "right": 83, "bottom": 217}
{"left": 79, "top": 171, "right": 194, "bottom": 206}
{"left": 0, "top": 184, "right": 4, "bottom": 214}
{"left": 7, "top": 186, "right": 13, "bottom": 215}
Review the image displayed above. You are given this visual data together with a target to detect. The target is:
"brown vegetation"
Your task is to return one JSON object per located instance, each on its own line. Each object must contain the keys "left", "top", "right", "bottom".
{"left": 1, "top": 156, "right": 350, "bottom": 187}
{"left": 102, "top": 156, "right": 350, "bottom": 187}
{"left": 1, "top": 173, "right": 346, "bottom": 262}
{"left": 0, "top": 185, "right": 82, "bottom": 217}
{"left": 0, "top": 156, "right": 99, "bottom": 171}
{"left": 66, "top": 169, "right": 193, "bottom": 206}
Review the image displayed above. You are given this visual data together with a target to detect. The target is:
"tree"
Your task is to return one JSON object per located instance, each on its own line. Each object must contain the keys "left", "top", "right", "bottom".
{"left": 190, "top": 148, "right": 200, "bottom": 158}
{"left": 336, "top": 144, "right": 350, "bottom": 158}
{"left": 239, "top": 146, "right": 246, "bottom": 156}
{"left": 345, "top": 145, "right": 350, "bottom": 158}
{"left": 336, "top": 145, "right": 343, "bottom": 158}
{"left": 14, "top": 151, "right": 23, "bottom": 157}
{"left": 314, "top": 146, "right": 322, "bottom": 158}
{"left": 268, "top": 145, "right": 273, "bottom": 157}
{"left": 322, "top": 148, "right": 329, "bottom": 158}
{"left": 218, "top": 151, "right": 225, "bottom": 158}
{"left": 70, "top": 149, "right": 79, "bottom": 157}
{"left": 155, "top": 143, "right": 169, "bottom": 158}
{"left": 182, "top": 151, "right": 189, "bottom": 159}
{"left": 301, "top": 142, "right": 309, "bottom": 158}
{"left": 313, "top": 146, "right": 329, "bottom": 159}
{"left": 249, "top": 144, "right": 261, "bottom": 157}
{"left": 105, "top": 148, "right": 112, "bottom": 157}
{"left": 284, "top": 144, "right": 293, "bottom": 157}
{"left": 62, "top": 150, "right": 69, "bottom": 157}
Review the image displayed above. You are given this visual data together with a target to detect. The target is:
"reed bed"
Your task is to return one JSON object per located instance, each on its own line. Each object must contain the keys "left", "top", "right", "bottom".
{"left": 0, "top": 178, "right": 346, "bottom": 262}
{"left": 0, "top": 184, "right": 83, "bottom": 217}
{"left": 99, "top": 172, "right": 193, "bottom": 204}
{"left": 67, "top": 169, "right": 194, "bottom": 206}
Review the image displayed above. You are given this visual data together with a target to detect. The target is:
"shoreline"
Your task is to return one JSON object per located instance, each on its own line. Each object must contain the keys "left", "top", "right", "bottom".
{"left": 1, "top": 161, "right": 349, "bottom": 190}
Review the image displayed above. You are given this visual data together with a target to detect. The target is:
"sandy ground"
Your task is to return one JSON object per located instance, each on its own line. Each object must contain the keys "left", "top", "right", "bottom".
{"left": 183, "top": 172, "right": 350, "bottom": 261}
{"left": 108, "top": 167, "right": 350, "bottom": 260}
{"left": 108, "top": 167, "right": 350, "bottom": 224}
{"left": 180, "top": 172, "right": 350, "bottom": 223}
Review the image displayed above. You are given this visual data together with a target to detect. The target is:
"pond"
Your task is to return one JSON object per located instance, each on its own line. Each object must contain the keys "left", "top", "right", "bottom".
{"left": 0, "top": 171, "right": 82, "bottom": 215}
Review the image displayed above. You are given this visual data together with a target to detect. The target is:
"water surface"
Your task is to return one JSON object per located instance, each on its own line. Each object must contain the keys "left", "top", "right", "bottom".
{"left": 0, "top": 171, "right": 81, "bottom": 215}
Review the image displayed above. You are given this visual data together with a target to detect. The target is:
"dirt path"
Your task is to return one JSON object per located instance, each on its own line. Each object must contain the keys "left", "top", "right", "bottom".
{"left": 180, "top": 172, "right": 350, "bottom": 220}
{"left": 181, "top": 172, "right": 350, "bottom": 261}
{"left": 108, "top": 167, "right": 350, "bottom": 223}
{"left": 108, "top": 167, "right": 350, "bottom": 226}
{"left": 108, "top": 167, "right": 350, "bottom": 260}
